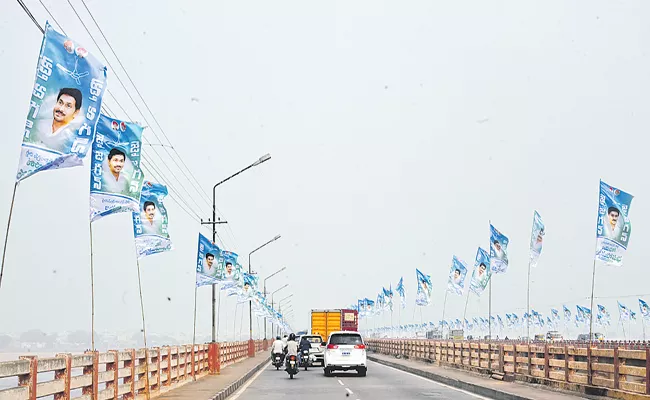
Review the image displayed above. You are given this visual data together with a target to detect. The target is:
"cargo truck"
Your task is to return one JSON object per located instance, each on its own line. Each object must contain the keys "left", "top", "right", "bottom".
{"left": 310, "top": 309, "right": 358, "bottom": 341}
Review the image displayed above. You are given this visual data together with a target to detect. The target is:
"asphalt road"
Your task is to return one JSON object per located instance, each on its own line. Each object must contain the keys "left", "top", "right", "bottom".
{"left": 230, "top": 360, "right": 492, "bottom": 400}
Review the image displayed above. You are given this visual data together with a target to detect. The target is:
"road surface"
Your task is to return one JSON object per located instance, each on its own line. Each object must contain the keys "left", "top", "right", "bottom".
{"left": 231, "top": 360, "right": 491, "bottom": 400}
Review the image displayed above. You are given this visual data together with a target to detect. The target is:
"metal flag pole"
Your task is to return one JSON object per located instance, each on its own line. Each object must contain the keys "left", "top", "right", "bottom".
{"left": 489, "top": 277, "right": 492, "bottom": 340}
{"left": 233, "top": 303, "right": 239, "bottom": 341}
{"left": 642, "top": 317, "right": 646, "bottom": 341}
{"left": 136, "top": 260, "right": 150, "bottom": 399}
{"left": 462, "top": 287, "right": 471, "bottom": 325}
{"left": 619, "top": 316, "right": 627, "bottom": 340}
{"left": 89, "top": 221, "right": 96, "bottom": 351}
{"left": 526, "top": 258, "right": 532, "bottom": 344}
{"left": 488, "top": 220, "right": 492, "bottom": 341}
{"left": 0, "top": 182, "right": 18, "bottom": 291}
{"left": 588, "top": 257, "right": 597, "bottom": 345}
{"left": 441, "top": 290, "right": 449, "bottom": 338}
{"left": 192, "top": 286, "right": 197, "bottom": 380}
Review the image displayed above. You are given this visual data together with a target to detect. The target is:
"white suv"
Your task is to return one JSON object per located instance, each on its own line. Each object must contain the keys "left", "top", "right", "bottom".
{"left": 323, "top": 331, "right": 367, "bottom": 377}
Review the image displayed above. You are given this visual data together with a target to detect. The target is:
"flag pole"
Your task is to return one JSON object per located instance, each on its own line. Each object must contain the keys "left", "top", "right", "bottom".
{"left": 441, "top": 290, "right": 449, "bottom": 339}
{"left": 136, "top": 259, "right": 150, "bottom": 399}
{"left": 588, "top": 258, "right": 597, "bottom": 345}
{"left": 462, "top": 287, "right": 471, "bottom": 325}
{"left": 89, "top": 221, "right": 96, "bottom": 351}
{"left": 489, "top": 277, "right": 492, "bottom": 340}
{"left": 642, "top": 316, "right": 646, "bottom": 341}
{"left": 192, "top": 285, "right": 197, "bottom": 380}
{"left": 526, "top": 258, "right": 532, "bottom": 344}
{"left": 0, "top": 182, "right": 18, "bottom": 291}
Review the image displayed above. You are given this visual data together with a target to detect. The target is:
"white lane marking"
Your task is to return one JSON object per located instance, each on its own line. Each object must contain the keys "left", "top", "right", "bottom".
{"left": 228, "top": 362, "right": 270, "bottom": 400}
{"left": 345, "top": 387, "right": 354, "bottom": 395}
{"left": 370, "top": 360, "right": 493, "bottom": 400}
{"left": 338, "top": 379, "right": 344, "bottom": 386}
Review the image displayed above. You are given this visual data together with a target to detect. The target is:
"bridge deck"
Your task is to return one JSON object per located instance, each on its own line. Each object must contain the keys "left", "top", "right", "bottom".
{"left": 157, "top": 352, "right": 268, "bottom": 400}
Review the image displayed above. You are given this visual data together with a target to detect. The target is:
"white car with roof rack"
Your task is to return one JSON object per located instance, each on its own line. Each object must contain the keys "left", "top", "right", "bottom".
{"left": 323, "top": 331, "right": 367, "bottom": 377}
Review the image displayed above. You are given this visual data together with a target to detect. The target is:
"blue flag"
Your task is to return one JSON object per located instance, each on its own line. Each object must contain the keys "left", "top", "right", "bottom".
{"left": 17, "top": 23, "right": 108, "bottom": 181}
{"left": 470, "top": 247, "right": 491, "bottom": 296}
{"left": 195, "top": 233, "right": 221, "bottom": 287}
{"left": 133, "top": 181, "right": 172, "bottom": 258}
{"left": 639, "top": 299, "right": 650, "bottom": 321}
{"left": 618, "top": 302, "right": 631, "bottom": 321}
{"left": 489, "top": 224, "right": 510, "bottom": 273}
{"left": 396, "top": 277, "right": 406, "bottom": 309}
{"left": 597, "top": 304, "right": 611, "bottom": 326}
{"left": 529, "top": 211, "right": 545, "bottom": 267}
{"left": 415, "top": 269, "right": 432, "bottom": 306}
{"left": 563, "top": 305, "right": 571, "bottom": 322}
{"left": 596, "top": 180, "right": 633, "bottom": 267}
{"left": 447, "top": 256, "right": 468, "bottom": 296}
{"left": 89, "top": 114, "right": 144, "bottom": 221}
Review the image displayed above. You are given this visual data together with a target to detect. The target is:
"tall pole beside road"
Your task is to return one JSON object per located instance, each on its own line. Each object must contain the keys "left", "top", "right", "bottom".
{"left": 269, "top": 283, "right": 288, "bottom": 338}
{"left": 202, "top": 153, "right": 272, "bottom": 343}
{"left": 249, "top": 235, "right": 281, "bottom": 341}
{"left": 263, "top": 267, "right": 286, "bottom": 338}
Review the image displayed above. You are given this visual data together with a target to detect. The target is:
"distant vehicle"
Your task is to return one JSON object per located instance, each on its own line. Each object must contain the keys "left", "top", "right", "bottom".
{"left": 534, "top": 334, "right": 546, "bottom": 342}
{"left": 323, "top": 331, "right": 367, "bottom": 377}
{"left": 546, "top": 331, "right": 563, "bottom": 342}
{"left": 301, "top": 334, "right": 325, "bottom": 366}
{"left": 426, "top": 329, "right": 442, "bottom": 340}
{"left": 311, "top": 309, "right": 358, "bottom": 342}
{"left": 577, "top": 333, "right": 605, "bottom": 342}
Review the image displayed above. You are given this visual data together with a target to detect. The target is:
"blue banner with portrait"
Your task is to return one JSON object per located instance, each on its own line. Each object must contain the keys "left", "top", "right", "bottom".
{"left": 17, "top": 23, "right": 107, "bottom": 182}
{"left": 195, "top": 233, "right": 221, "bottom": 287}
{"left": 415, "top": 269, "right": 432, "bottom": 306}
{"left": 89, "top": 114, "right": 144, "bottom": 221}
{"left": 489, "top": 224, "right": 509, "bottom": 274}
{"left": 529, "top": 211, "right": 545, "bottom": 268}
{"left": 447, "top": 256, "right": 468, "bottom": 296}
{"left": 596, "top": 180, "right": 633, "bottom": 267}
{"left": 470, "top": 247, "right": 491, "bottom": 296}
{"left": 132, "top": 181, "right": 172, "bottom": 258}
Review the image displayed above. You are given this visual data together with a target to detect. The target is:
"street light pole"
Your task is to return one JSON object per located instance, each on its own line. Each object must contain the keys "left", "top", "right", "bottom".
{"left": 202, "top": 153, "right": 272, "bottom": 343}
{"left": 269, "top": 283, "right": 288, "bottom": 338}
{"left": 248, "top": 235, "right": 281, "bottom": 341}
{"left": 263, "top": 267, "right": 286, "bottom": 339}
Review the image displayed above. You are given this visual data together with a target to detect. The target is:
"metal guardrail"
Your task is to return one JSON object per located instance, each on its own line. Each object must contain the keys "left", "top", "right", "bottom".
{"left": 0, "top": 339, "right": 267, "bottom": 400}
{"left": 366, "top": 339, "right": 650, "bottom": 396}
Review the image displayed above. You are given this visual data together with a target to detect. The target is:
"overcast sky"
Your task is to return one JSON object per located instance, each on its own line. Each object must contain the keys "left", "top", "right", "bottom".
{"left": 1, "top": 0, "right": 649, "bottom": 342}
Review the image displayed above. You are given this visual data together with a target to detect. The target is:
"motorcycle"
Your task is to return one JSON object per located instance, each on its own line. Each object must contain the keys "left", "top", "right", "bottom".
{"left": 272, "top": 353, "right": 284, "bottom": 370}
{"left": 286, "top": 355, "right": 299, "bottom": 379}
{"left": 300, "top": 349, "right": 311, "bottom": 371}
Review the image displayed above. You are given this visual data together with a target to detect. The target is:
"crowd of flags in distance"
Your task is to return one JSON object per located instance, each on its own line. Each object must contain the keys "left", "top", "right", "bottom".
{"left": 349, "top": 181, "right": 636, "bottom": 339}
{"left": 355, "top": 299, "right": 650, "bottom": 339}
{"left": 12, "top": 23, "right": 290, "bottom": 333}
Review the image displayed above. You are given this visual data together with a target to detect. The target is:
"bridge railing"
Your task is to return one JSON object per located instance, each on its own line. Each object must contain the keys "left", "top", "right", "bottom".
{"left": 0, "top": 339, "right": 268, "bottom": 400}
{"left": 367, "top": 339, "right": 650, "bottom": 397}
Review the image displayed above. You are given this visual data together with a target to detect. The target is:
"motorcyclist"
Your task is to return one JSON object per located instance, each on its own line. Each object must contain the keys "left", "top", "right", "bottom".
{"left": 298, "top": 336, "right": 311, "bottom": 365}
{"left": 285, "top": 333, "right": 299, "bottom": 370}
{"left": 271, "top": 335, "right": 285, "bottom": 363}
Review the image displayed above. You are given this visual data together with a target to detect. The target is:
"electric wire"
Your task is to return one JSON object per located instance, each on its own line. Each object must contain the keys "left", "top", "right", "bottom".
{"left": 20, "top": 0, "right": 236, "bottom": 251}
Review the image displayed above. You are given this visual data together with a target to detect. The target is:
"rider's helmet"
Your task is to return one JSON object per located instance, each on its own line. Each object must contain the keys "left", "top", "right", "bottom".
{"left": 276, "top": 336, "right": 281, "bottom": 340}
{"left": 289, "top": 333, "right": 296, "bottom": 341}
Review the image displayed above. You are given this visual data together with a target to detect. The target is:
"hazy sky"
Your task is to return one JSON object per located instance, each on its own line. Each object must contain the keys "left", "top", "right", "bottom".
{"left": 1, "top": 0, "right": 649, "bottom": 341}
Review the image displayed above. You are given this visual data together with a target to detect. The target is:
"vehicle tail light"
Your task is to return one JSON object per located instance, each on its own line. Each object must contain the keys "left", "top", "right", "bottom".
{"left": 327, "top": 344, "right": 338, "bottom": 349}
{"left": 354, "top": 344, "right": 366, "bottom": 349}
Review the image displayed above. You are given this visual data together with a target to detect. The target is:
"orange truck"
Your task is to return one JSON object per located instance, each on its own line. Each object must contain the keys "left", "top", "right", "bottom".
{"left": 310, "top": 309, "right": 359, "bottom": 341}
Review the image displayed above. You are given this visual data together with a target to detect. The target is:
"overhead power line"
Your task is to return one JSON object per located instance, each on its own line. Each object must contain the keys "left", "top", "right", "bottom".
{"left": 15, "top": 0, "right": 234, "bottom": 250}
